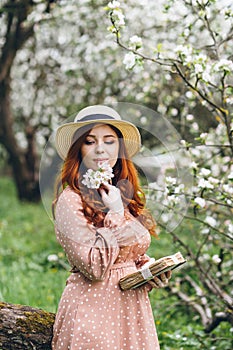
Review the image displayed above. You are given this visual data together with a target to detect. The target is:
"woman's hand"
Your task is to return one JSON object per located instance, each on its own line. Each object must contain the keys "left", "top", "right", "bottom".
{"left": 147, "top": 270, "right": 172, "bottom": 289}
{"left": 99, "top": 183, "right": 124, "bottom": 216}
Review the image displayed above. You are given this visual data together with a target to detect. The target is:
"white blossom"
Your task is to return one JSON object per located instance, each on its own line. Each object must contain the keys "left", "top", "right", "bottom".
{"left": 166, "top": 195, "right": 180, "bottom": 206}
{"left": 161, "top": 213, "right": 169, "bottom": 223}
{"left": 123, "top": 52, "right": 136, "bottom": 69}
{"left": 223, "top": 184, "right": 233, "bottom": 195}
{"left": 174, "top": 183, "right": 184, "bottom": 194}
{"left": 194, "top": 197, "right": 206, "bottom": 208}
{"left": 190, "top": 148, "right": 201, "bottom": 158}
{"left": 213, "top": 59, "right": 233, "bottom": 73}
{"left": 199, "top": 133, "right": 208, "bottom": 142}
{"left": 107, "top": 1, "right": 121, "bottom": 9}
{"left": 205, "top": 216, "right": 217, "bottom": 227}
{"left": 186, "top": 114, "right": 194, "bottom": 121}
{"left": 212, "top": 254, "right": 221, "bottom": 264}
{"left": 201, "top": 228, "right": 210, "bottom": 235}
{"left": 189, "top": 161, "right": 198, "bottom": 170}
{"left": 171, "top": 108, "right": 178, "bottom": 116}
{"left": 203, "top": 253, "right": 210, "bottom": 260}
{"left": 82, "top": 162, "right": 114, "bottom": 189}
{"left": 129, "top": 35, "right": 142, "bottom": 50}
{"left": 228, "top": 224, "right": 233, "bottom": 234}
{"left": 202, "top": 64, "right": 212, "bottom": 82}
{"left": 175, "top": 45, "right": 193, "bottom": 63}
{"left": 226, "top": 96, "right": 233, "bottom": 105}
{"left": 112, "top": 9, "right": 125, "bottom": 27}
{"left": 47, "top": 254, "right": 59, "bottom": 262}
{"left": 194, "top": 63, "right": 204, "bottom": 74}
{"left": 208, "top": 177, "right": 220, "bottom": 186}
{"left": 200, "top": 168, "right": 211, "bottom": 177}
{"left": 191, "top": 122, "right": 199, "bottom": 131}
{"left": 185, "top": 91, "right": 194, "bottom": 99}
{"left": 198, "top": 178, "right": 214, "bottom": 189}
{"left": 165, "top": 177, "right": 177, "bottom": 185}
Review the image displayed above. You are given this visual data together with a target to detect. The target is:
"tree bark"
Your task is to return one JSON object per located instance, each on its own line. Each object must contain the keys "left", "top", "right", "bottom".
{"left": 0, "top": 78, "right": 40, "bottom": 202}
{"left": 0, "top": 302, "right": 55, "bottom": 350}
{"left": 0, "top": 1, "right": 41, "bottom": 202}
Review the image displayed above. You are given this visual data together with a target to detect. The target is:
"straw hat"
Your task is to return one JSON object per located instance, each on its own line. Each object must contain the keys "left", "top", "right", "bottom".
{"left": 55, "top": 105, "right": 141, "bottom": 160}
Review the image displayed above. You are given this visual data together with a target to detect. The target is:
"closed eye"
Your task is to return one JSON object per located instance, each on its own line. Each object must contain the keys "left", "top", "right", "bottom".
{"left": 84, "top": 140, "right": 95, "bottom": 145}
{"left": 84, "top": 134, "right": 117, "bottom": 145}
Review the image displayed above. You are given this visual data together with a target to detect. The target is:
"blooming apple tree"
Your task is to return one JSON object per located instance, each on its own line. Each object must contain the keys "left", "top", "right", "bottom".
{"left": 106, "top": 0, "right": 233, "bottom": 336}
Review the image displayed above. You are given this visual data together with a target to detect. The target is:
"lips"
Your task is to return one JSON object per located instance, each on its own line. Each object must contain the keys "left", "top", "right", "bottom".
{"left": 93, "top": 159, "right": 109, "bottom": 163}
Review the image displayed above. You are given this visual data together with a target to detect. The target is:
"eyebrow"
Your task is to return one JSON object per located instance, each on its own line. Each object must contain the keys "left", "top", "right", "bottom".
{"left": 86, "top": 134, "right": 117, "bottom": 138}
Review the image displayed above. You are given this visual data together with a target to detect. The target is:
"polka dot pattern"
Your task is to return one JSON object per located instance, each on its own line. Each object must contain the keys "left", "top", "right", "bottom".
{"left": 52, "top": 187, "right": 160, "bottom": 349}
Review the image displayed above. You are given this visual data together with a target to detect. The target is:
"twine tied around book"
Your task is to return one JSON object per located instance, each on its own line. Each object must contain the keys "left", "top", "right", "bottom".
{"left": 140, "top": 268, "right": 153, "bottom": 280}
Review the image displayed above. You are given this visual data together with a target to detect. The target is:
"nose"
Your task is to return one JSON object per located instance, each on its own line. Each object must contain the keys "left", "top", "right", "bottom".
{"left": 95, "top": 141, "right": 104, "bottom": 154}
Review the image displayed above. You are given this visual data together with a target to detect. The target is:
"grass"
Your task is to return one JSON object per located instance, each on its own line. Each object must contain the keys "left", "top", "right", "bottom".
{"left": 0, "top": 177, "right": 68, "bottom": 312}
{"left": 0, "top": 176, "right": 232, "bottom": 349}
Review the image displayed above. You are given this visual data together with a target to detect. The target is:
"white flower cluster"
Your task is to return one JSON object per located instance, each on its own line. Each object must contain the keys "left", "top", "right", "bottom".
{"left": 82, "top": 162, "right": 114, "bottom": 189}
{"left": 107, "top": 1, "right": 120, "bottom": 9}
{"left": 213, "top": 59, "right": 233, "bottom": 73}
{"left": 129, "top": 35, "right": 142, "bottom": 50}
{"left": 123, "top": 52, "right": 136, "bottom": 69}
{"left": 149, "top": 118, "right": 233, "bottom": 235}
{"left": 174, "top": 45, "right": 233, "bottom": 85}
{"left": 107, "top": 1, "right": 125, "bottom": 33}
{"left": 194, "top": 197, "right": 206, "bottom": 208}
{"left": 123, "top": 52, "right": 144, "bottom": 72}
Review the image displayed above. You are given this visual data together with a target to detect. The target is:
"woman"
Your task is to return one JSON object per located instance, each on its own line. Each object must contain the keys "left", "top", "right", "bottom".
{"left": 52, "top": 105, "right": 171, "bottom": 350}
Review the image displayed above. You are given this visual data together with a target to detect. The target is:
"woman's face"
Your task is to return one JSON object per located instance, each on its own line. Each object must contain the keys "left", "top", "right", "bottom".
{"left": 81, "top": 124, "right": 120, "bottom": 170}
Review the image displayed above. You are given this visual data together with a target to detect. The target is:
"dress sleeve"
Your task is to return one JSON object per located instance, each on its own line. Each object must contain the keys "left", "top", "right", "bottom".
{"left": 54, "top": 188, "right": 120, "bottom": 281}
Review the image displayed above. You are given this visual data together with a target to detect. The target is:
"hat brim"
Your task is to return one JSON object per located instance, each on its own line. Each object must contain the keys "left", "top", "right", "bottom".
{"left": 55, "top": 119, "right": 141, "bottom": 160}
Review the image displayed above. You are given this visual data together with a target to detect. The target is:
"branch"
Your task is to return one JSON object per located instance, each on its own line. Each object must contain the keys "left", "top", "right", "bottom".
{"left": 173, "top": 62, "right": 226, "bottom": 117}
{"left": 170, "top": 276, "right": 233, "bottom": 333}
{"left": 0, "top": 1, "right": 35, "bottom": 81}
{"left": 110, "top": 10, "right": 228, "bottom": 120}
{"left": 185, "top": 275, "right": 212, "bottom": 320}
{"left": 169, "top": 284, "right": 210, "bottom": 326}
{"left": 204, "top": 311, "right": 233, "bottom": 333}
{"left": 162, "top": 224, "right": 233, "bottom": 308}
{"left": 184, "top": 215, "right": 233, "bottom": 241}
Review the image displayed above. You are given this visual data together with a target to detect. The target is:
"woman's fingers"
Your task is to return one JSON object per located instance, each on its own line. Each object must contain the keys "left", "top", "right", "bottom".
{"left": 147, "top": 271, "right": 172, "bottom": 289}
{"left": 99, "top": 184, "right": 124, "bottom": 215}
{"left": 165, "top": 270, "right": 172, "bottom": 280}
{"left": 148, "top": 276, "right": 165, "bottom": 289}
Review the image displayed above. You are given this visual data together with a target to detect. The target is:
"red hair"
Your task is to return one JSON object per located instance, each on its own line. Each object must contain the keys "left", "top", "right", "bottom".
{"left": 53, "top": 124, "right": 157, "bottom": 237}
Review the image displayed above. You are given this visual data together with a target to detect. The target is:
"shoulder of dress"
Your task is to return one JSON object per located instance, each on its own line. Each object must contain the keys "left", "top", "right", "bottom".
{"left": 58, "top": 186, "right": 82, "bottom": 204}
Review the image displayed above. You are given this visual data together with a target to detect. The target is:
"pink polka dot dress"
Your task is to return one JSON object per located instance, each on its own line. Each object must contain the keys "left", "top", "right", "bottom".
{"left": 52, "top": 187, "right": 160, "bottom": 350}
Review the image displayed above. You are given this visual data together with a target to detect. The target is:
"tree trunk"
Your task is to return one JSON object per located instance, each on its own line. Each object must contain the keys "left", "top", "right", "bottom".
{"left": 0, "top": 1, "right": 42, "bottom": 202}
{"left": 0, "top": 302, "right": 55, "bottom": 350}
{"left": 0, "top": 78, "right": 40, "bottom": 202}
